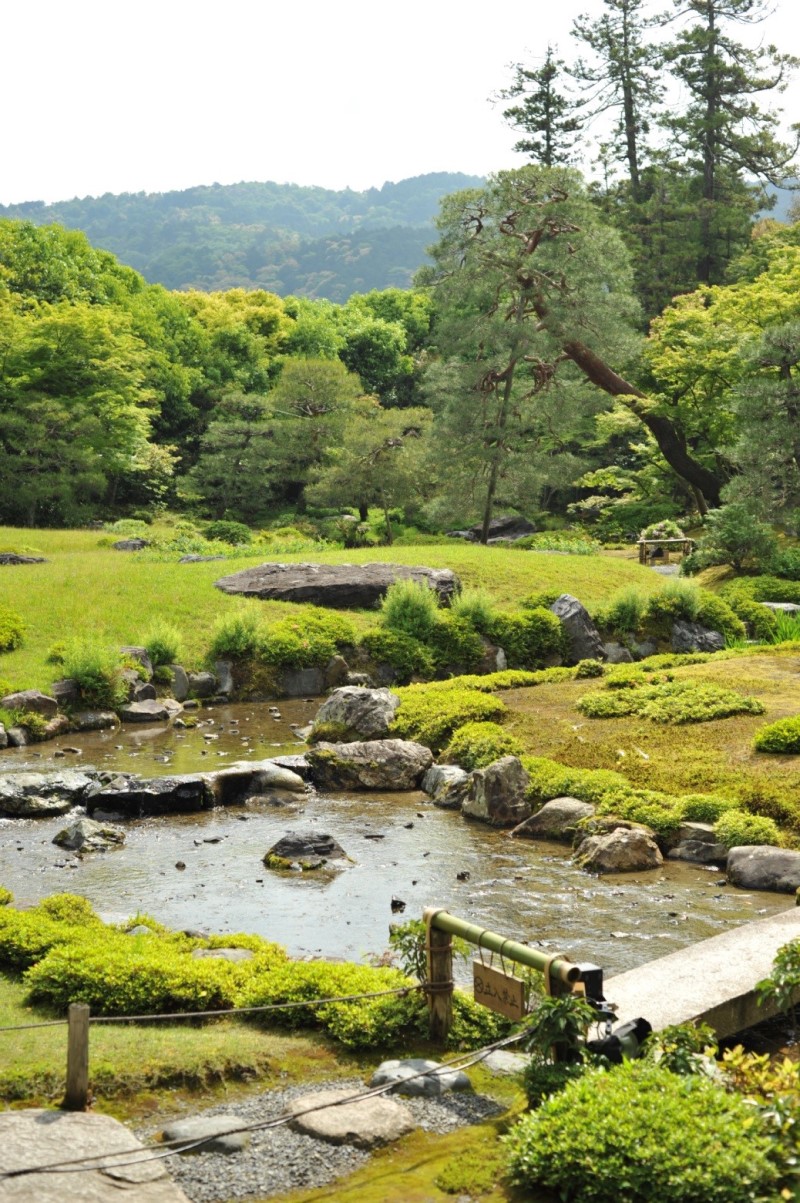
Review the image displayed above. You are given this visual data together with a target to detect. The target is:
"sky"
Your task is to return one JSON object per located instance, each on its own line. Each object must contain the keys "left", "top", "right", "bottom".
{"left": 3, "top": 0, "right": 798, "bottom": 205}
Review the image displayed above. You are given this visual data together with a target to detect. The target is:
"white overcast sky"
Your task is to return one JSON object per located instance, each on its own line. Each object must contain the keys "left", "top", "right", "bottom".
{"left": 3, "top": 0, "right": 798, "bottom": 204}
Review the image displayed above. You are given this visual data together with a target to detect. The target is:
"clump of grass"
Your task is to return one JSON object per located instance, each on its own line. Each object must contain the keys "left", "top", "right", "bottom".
{"left": 450, "top": 586, "right": 497, "bottom": 629}
{"left": 143, "top": 620, "right": 183, "bottom": 667}
{"left": 59, "top": 640, "right": 127, "bottom": 709}
{"left": 380, "top": 578, "right": 442, "bottom": 643}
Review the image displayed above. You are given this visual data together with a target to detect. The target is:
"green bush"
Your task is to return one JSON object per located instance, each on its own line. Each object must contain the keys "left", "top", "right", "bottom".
{"left": 577, "top": 679, "right": 764, "bottom": 725}
{"left": 392, "top": 686, "right": 506, "bottom": 752}
{"left": 643, "top": 580, "right": 700, "bottom": 637}
{"left": 443, "top": 721, "right": 524, "bottom": 770}
{"left": 208, "top": 609, "right": 261, "bottom": 661}
{"left": 0, "top": 606, "right": 25, "bottom": 654}
{"left": 59, "top": 641, "right": 127, "bottom": 709}
{"left": 204, "top": 520, "right": 252, "bottom": 545}
{"left": 728, "top": 597, "right": 778, "bottom": 642}
{"left": 754, "top": 715, "right": 800, "bottom": 754}
{"left": 504, "top": 1061, "right": 781, "bottom": 1203}
{"left": 450, "top": 587, "right": 497, "bottom": 630}
{"left": 259, "top": 608, "right": 356, "bottom": 669}
{"left": 771, "top": 547, "right": 800, "bottom": 581}
{"left": 574, "top": 659, "right": 604, "bottom": 679}
{"left": 0, "top": 887, "right": 11, "bottom": 906}
{"left": 485, "top": 608, "right": 565, "bottom": 669}
{"left": 715, "top": 811, "right": 781, "bottom": 849}
{"left": 359, "top": 628, "right": 434, "bottom": 683}
{"left": 427, "top": 615, "right": 485, "bottom": 672}
{"left": 143, "top": 621, "right": 183, "bottom": 668}
{"left": 691, "top": 503, "right": 778, "bottom": 574}
{"left": 695, "top": 591, "right": 745, "bottom": 642}
{"left": 513, "top": 532, "right": 600, "bottom": 554}
{"left": 0, "top": 905, "right": 94, "bottom": 972}
{"left": 599, "top": 586, "right": 647, "bottom": 637}
{"left": 521, "top": 757, "right": 629, "bottom": 807}
{"left": 521, "top": 590, "right": 561, "bottom": 611}
{"left": 595, "top": 788, "right": 683, "bottom": 836}
{"left": 380, "top": 578, "right": 441, "bottom": 643}
{"left": 676, "top": 793, "right": 739, "bottom": 823}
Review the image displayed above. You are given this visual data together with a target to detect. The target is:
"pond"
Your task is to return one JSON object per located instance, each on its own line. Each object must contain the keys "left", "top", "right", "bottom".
{"left": 0, "top": 701, "right": 791, "bottom": 986}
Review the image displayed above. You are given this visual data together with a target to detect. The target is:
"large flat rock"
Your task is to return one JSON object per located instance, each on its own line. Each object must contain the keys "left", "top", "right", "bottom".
{"left": 0, "top": 1109, "right": 190, "bottom": 1202}
{"left": 288, "top": 1088, "right": 414, "bottom": 1148}
{"left": 214, "top": 561, "right": 459, "bottom": 609}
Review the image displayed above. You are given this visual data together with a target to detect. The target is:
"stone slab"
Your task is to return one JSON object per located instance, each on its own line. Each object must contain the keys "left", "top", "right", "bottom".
{"left": 606, "top": 906, "right": 800, "bottom": 1038}
{"left": 288, "top": 1088, "right": 414, "bottom": 1148}
{"left": 0, "top": 1108, "right": 190, "bottom": 1202}
{"left": 160, "top": 1115, "right": 250, "bottom": 1154}
{"left": 214, "top": 561, "right": 459, "bottom": 608}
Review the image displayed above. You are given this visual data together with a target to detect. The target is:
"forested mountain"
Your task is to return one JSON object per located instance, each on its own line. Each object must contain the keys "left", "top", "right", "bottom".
{"left": 0, "top": 174, "right": 482, "bottom": 300}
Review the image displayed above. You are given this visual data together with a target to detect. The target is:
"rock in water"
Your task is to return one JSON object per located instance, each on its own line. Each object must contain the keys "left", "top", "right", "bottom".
{"left": 306, "top": 739, "right": 433, "bottom": 790}
{"left": 574, "top": 826, "right": 663, "bottom": 873}
{"left": 461, "top": 756, "right": 531, "bottom": 826}
{"left": 214, "top": 561, "right": 460, "bottom": 608}
{"left": 311, "top": 686, "right": 400, "bottom": 742}
{"left": 511, "top": 797, "right": 596, "bottom": 841}
{"left": 53, "top": 817, "right": 126, "bottom": 853}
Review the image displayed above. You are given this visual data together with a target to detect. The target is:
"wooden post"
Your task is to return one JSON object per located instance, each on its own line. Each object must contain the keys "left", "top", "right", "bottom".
{"left": 423, "top": 907, "right": 453, "bottom": 1045}
{"left": 63, "top": 1003, "right": 90, "bottom": 1110}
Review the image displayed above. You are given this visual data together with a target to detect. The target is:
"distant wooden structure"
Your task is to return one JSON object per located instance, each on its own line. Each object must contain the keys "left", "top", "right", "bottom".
{"left": 637, "top": 537, "right": 694, "bottom": 566}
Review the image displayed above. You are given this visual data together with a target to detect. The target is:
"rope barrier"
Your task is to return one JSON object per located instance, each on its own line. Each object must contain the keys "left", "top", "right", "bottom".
{"left": 0, "top": 1029, "right": 527, "bottom": 1180}
{"left": 0, "top": 985, "right": 423, "bottom": 1035}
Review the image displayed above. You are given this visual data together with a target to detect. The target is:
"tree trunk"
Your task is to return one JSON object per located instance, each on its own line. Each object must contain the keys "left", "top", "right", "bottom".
{"left": 563, "top": 339, "right": 723, "bottom": 507}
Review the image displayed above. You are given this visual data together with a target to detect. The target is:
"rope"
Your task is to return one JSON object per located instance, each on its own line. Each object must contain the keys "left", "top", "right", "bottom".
{"left": 0, "top": 985, "right": 422, "bottom": 1034}
{"left": 0, "top": 1029, "right": 527, "bottom": 1180}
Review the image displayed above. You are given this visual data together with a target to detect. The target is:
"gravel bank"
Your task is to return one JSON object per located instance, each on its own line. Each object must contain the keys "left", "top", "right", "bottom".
{"left": 137, "top": 1077, "right": 503, "bottom": 1203}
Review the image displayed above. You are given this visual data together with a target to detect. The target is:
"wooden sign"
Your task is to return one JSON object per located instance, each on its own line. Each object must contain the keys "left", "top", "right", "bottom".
{"left": 473, "top": 961, "right": 527, "bottom": 1020}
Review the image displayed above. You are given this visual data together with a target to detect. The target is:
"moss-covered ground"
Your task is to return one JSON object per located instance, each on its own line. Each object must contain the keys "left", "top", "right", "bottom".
{"left": 0, "top": 526, "right": 664, "bottom": 692}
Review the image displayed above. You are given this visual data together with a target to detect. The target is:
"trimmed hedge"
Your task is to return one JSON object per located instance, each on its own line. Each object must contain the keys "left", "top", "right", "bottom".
{"left": 443, "top": 721, "right": 524, "bottom": 771}
{"left": 391, "top": 687, "right": 507, "bottom": 752}
{"left": 754, "top": 715, "right": 800, "bottom": 754}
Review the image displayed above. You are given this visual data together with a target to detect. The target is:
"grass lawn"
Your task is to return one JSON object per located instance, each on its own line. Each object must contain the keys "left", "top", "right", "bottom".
{"left": 502, "top": 648, "right": 800, "bottom": 829}
{"left": 0, "top": 527, "right": 663, "bottom": 693}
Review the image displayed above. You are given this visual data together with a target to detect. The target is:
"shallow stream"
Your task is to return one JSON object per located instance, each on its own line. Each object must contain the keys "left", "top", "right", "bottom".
{"left": 0, "top": 701, "right": 791, "bottom": 983}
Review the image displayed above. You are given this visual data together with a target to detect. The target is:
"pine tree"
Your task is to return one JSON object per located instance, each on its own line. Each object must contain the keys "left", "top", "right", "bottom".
{"left": 499, "top": 47, "right": 583, "bottom": 167}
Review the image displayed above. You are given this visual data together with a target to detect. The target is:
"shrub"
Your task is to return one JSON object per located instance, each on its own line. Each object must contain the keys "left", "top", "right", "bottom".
{"left": 574, "top": 659, "right": 604, "bottom": 679}
{"left": 391, "top": 686, "right": 507, "bottom": 752}
{"left": 771, "top": 546, "right": 800, "bottom": 581}
{"left": 450, "top": 587, "right": 497, "bottom": 630}
{"left": 358, "top": 629, "right": 434, "bottom": 683}
{"left": 643, "top": 580, "right": 700, "bottom": 637}
{"left": 258, "top": 608, "right": 356, "bottom": 669}
{"left": 721, "top": 576, "right": 800, "bottom": 608}
{"left": 754, "top": 715, "right": 800, "bottom": 754}
{"left": 577, "top": 679, "right": 765, "bottom": 725}
{"left": 692, "top": 503, "right": 778, "bottom": 573}
{"left": 0, "top": 887, "right": 11, "bottom": 906}
{"left": 0, "top": 607, "right": 25, "bottom": 654}
{"left": 204, "top": 520, "right": 252, "bottom": 545}
{"left": 640, "top": 519, "right": 685, "bottom": 539}
{"left": 521, "top": 590, "right": 561, "bottom": 611}
{"left": 207, "top": 609, "right": 261, "bottom": 661}
{"left": 485, "top": 608, "right": 565, "bottom": 669}
{"left": 143, "top": 621, "right": 183, "bottom": 668}
{"left": 694, "top": 591, "right": 745, "bottom": 642}
{"left": 595, "top": 788, "right": 683, "bottom": 836}
{"left": 503, "top": 1061, "right": 781, "bottom": 1203}
{"left": 379, "top": 578, "right": 441, "bottom": 643}
{"left": 514, "top": 532, "right": 600, "bottom": 554}
{"left": 443, "top": 721, "right": 524, "bottom": 771}
{"left": 714, "top": 810, "right": 781, "bottom": 849}
{"left": 59, "top": 640, "right": 127, "bottom": 709}
{"left": 521, "top": 757, "right": 629, "bottom": 806}
{"left": 600, "top": 586, "right": 647, "bottom": 637}
{"left": 728, "top": 598, "right": 778, "bottom": 642}
{"left": 676, "top": 793, "right": 739, "bottom": 823}
{"left": 427, "top": 615, "right": 485, "bottom": 672}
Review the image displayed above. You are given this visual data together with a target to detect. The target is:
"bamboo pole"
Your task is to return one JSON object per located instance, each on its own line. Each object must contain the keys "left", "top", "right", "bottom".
{"left": 427, "top": 910, "right": 580, "bottom": 987}
{"left": 424, "top": 907, "right": 453, "bottom": 1044}
{"left": 63, "top": 1003, "right": 90, "bottom": 1111}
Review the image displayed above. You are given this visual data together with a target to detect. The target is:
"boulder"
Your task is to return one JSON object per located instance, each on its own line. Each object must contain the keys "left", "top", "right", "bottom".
{"left": 311, "top": 686, "right": 400, "bottom": 742}
{"left": 671, "top": 621, "right": 725, "bottom": 654}
{"left": 0, "top": 725, "right": 6, "bottom": 750}
{"left": 664, "top": 822, "right": 727, "bottom": 865}
{"left": 462, "top": 756, "right": 531, "bottom": 827}
{"left": 85, "top": 774, "right": 214, "bottom": 817}
{"left": 602, "top": 642, "right": 634, "bottom": 665}
{"left": 0, "top": 552, "right": 46, "bottom": 564}
{"left": 6, "top": 726, "right": 28, "bottom": 747}
{"left": 288, "top": 1088, "right": 414, "bottom": 1148}
{"left": 119, "top": 700, "right": 171, "bottom": 723}
{"left": 71, "top": 710, "right": 118, "bottom": 731}
{"left": 574, "top": 826, "right": 663, "bottom": 873}
{"left": 727, "top": 846, "right": 800, "bottom": 893}
{"left": 630, "top": 639, "right": 659, "bottom": 662}
{"left": 132, "top": 681, "right": 157, "bottom": 702}
{"left": 421, "top": 764, "right": 470, "bottom": 810}
{"left": 178, "top": 554, "right": 226, "bottom": 563}
{"left": 205, "top": 761, "right": 307, "bottom": 804}
{"left": 0, "top": 689, "right": 58, "bottom": 718}
{"left": 511, "top": 797, "right": 596, "bottom": 841}
{"left": 324, "top": 655, "right": 350, "bottom": 689}
{"left": 549, "top": 594, "right": 605, "bottom": 664}
{"left": 160, "top": 1115, "right": 250, "bottom": 1154}
{"left": 170, "top": 664, "right": 190, "bottom": 702}
{"left": 186, "top": 671, "right": 217, "bottom": 699}
{"left": 259, "top": 753, "right": 312, "bottom": 780}
{"left": 53, "top": 817, "right": 125, "bottom": 853}
{"left": 120, "top": 646, "right": 153, "bottom": 678}
{"left": 214, "top": 561, "right": 460, "bottom": 608}
{"left": 51, "top": 678, "right": 81, "bottom": 707}
{"left": 43, "top": 715, "right": 71, "bottom": 739}
{"left": 307, "top": 739, "right": 433, "bottom": 791}
{"left": 370, "top": 1058, "right": 471, "bottom": 1097}
{"left": 265, "top": 832, "right": 348, "bottom": 867}
{"left": 280, "top": 666, "right": 325, "bottom": 696}
{"left": 112, "top": 538, "right": 148, "bottom": 551}
{"left": 468, "top": 515, "right": 536, "bottom": 542}
{"left": 0, "top": 770, "right": 94, "bottom": 817}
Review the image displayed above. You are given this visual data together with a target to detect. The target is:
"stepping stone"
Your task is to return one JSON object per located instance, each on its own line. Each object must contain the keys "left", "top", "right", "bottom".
{"left": 370, "top": 1058, "right": 471, "bottom": 1097}
{"left": 289, "top": 1088, "right": 414, "bottom": 1148}
{"left": 160, "top": 1116, "right": 250, "bottom": 1154}
{"left": 481, "top": 1050, "right": 528, "bottom": 1076}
